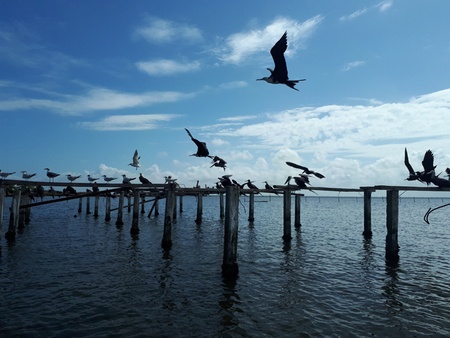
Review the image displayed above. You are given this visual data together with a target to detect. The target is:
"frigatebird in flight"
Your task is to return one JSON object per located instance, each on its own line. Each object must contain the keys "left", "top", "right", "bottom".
{"left": 210, "top": 156, "right": 227, "bottom": 170}
{"left": 185, "top": 128, "right": 210, "bottom": 157}
{"left": 404, "top": 148, "right": 435, "bottom": 185}
{"left": 257, "top": 31, "right": 305, "bottom": 91}
{"left": 286, "top": 161, "right": 325, "bottom": 179}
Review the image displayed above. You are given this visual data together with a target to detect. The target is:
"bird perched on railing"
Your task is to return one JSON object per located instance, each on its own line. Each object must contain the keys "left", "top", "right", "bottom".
{"left": 44, "top": 168, "right": 60, "bottom": 182}
{"left": 219, "top": 175, "right": 233, "bottom": 187}
{"left": 245, "top": 180, "right": 259, "bottom": 190}
{"left": 0, "top": 170, "right": 16, "bottom": 179}
{"left": 185, "top": 128, "right": 210, "bottom": 157}
{"left": 21, "top": 171, "right": 36, "bottom": 180}
{"left": 264, "top": 181, "right": 279, "bottom": 195}
{"left": 102, "top": 175, "right": 117, "bottom": 183}
{"left": 285, "top": 175, "right": 309, "bottom": 188}
{"left": 87, "top": 175, "right": 99, "bottom": 182}
{"left": 257, "top": 31, "right": 305, "bottom": 91}
{"left": 139, "top": 173, "right": 152, "bottom": 184}
{"left": 164, "top": 176, "right": 177, "bottom": 184}
{"left": 66, "top": 174, "right": 81, "bottom": 182}
{"left": 122, "top": 174, "right": 136, "bottom": 184}
{"left": 128, "top": 149, "right": 140, "bottom": 170}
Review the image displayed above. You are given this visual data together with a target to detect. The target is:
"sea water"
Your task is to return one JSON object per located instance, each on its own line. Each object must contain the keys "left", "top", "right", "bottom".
{"left": 1, "top": 195, "right": 450, "bottom": 337}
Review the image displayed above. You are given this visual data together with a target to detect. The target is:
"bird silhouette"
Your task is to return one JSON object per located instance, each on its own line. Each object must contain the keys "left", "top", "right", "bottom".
{"left": 44, "top": 168, "right": 60, "bottom": 182}
{"left": 21, "top": 171, "right": 36, "bottom": 180}
{"left": 286, "top": 162, "right": 325, "bottom": 178}
{"left": 404, "top": 148, "right": 435, "bottom": 185}
{"left": 128, "top": 149, "right": 141, "bottom": 170}
{"left": 245, "top": 179, "right": 259, "bottom": 190}
{"left": 102, "top": 175, "right": 117, "bottom": 182}
{"left": 0, "top": 170, "right": 16, "bottom": 179}
{"left": 139, "top": 173, "right": 152, "bottom": 184}
{"left": 185, "top": 128, "right": 210, "bottom": 157}
{"left": 122, "top": 174, "right": 136, "bottom": 184}
{"left": 257, "top": 31, "right": 305, "bottom": 91}
{"left": 87, "top": 175, "right": 99, "bottom": 182}
{"left": 210, "top": 156, "right": 227, "bottom": 170}
{"left": 66, "top": 174, "right": 81, "bottom": 182}
{"left": 219, "top": 175, "right": 233, "bottom": 187}
{"left": 264, "top": 181, "right": 279, "bottom": 195}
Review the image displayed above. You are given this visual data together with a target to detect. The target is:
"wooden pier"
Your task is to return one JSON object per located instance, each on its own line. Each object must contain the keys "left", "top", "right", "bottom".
{"left": 1, "top": 179, "right": 450, "bottom": 278}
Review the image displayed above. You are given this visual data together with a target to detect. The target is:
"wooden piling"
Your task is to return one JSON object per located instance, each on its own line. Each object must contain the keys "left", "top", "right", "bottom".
{"left": 283, "top": 189, "right": 292, "bottom": 241}
{"left": 18, "top": 194, "right": 29, "bottom": 228}
{"left": 179, "top": 195, "right": 183, "bottom": 213}
{"left": 162, "top": 184, "right": 175, "bottom": 249}
{"left": 105, "top": 195, "right": 111, "bottom": 221}
{"left": 141, "top": 194, "right": 145, "bottom": 214}
{"left": 294, "top": 194, "right": 301, "bottom": 228}
{"left": 127, "top": 195, "right": 132, "bottom": 213}
{"left": 78, "top": 197, "right": 82, "bottom": 213}
{"left": 5, "top": 189, "right": 21, "bottom": 240}
{"left": 363, "top": 190, "right": 372, "bottom": 237}
{"left": 173, "top": 195, "right": 177, "bottom": 220}
{"left": 0, "top": 189, "right": 5, "bottom": 245}
{"left": 155, "top": 197, "right": 159, "bottom": 216}
{"left": 219, "top": 192, "right": 224, "bottom": 219}
{"left": 86, "top": 196, "right": 91, "bottom": 214}
{"left": 195, "top": 193, "right": 203, "bottom": 224}
{"left": 115, "top": 191, "right": 125, "bottom": 226}
{"left": 222, "top": 185, "right": 240, "bottom": 278}
{"left": 248, "top": 192, "right": 255, "bottom": 222}
{"left": 131, "top": 189, "right": 140, "bottom": 235}
{"left": 386, "top": 189, "right": 399, "bottom": 261}
{"left": 94, "top": 195, "right": 99, "bottom": 217}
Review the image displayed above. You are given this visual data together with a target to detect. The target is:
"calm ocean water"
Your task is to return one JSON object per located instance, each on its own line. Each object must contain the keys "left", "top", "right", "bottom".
{"left": 1, "top": 194, "right": 450, "bottom": 337}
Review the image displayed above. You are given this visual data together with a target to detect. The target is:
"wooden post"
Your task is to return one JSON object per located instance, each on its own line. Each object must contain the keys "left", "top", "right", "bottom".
{"left": 127, "top": 195, "right": 132, "bottom": 213}
{"left": 116, "top": 191, "right": 124, "bottom": 226}
{"left": 24, "top": 195, "right": 31, "bottom": 223}
{"left": 162, "top": 184, "right": 175, "bottom": 249}
{"left": 78, "top": 197, "right": 82, "bottom": 213}
{"left": 222, "top": 185, "right": 240, "bottom": 278}
{"left": 105, "top": 195, "right": 111, "bottom": 221}
{"left": 195, "top": 193, "right": 203, "bottom": 224}
{"left": 141, "top": 194, "right": 145, "bottom": 214}
{"left": 0, "top": 189, "right": 5, "bottom": 246}
{"left": 5, "top": 189, "right": 21, "bottom": 240}
{"left": 363, "top": 190, "right": 372, "bottom": 237}
{"left": 248, "top": 192, "right": 255, "bottom": 222}
{"left": 154, "top": 197, "right": 159, "bottom": 216}
{"left": 179, "top": 195, "right": 183, "bottom": 213}
{"left": 386, "top": 189, "right": 399, "bottom": 261}
{"left": 94, "top": 195, "right": 99, "bottom": 217}
{"left": 283, "top": 189, "right": 292, "bottom": 241}
{"left": 131, "top": 189, "right": 140, "bottom": 235}
{"left": 173, "top": 194, "right": 177, "bottom": 220}
{"left": 294, "top": 194, "right": 301, "bottom": 228}
{"left": 18, "top": 194, "right": 29, "bottom": 228}
{"left": 219, "top": 192, "right": 224, "bottom": 219}
{"left": 86, "top": 196, "right": 91, "bottom": 214}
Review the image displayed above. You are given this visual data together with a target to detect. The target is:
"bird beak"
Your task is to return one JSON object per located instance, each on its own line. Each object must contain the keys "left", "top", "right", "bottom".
{"left": 256, "top": 78, "right": 263, "bottom": 81}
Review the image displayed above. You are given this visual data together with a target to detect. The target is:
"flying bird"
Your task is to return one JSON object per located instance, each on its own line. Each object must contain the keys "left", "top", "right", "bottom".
{"left": 21, "top": 171, "right": 36, "bottom": 180}
{"left": 404, "top": 148, "right": 435, "bottom": 185}
{"left": 286, "top": 162, "right": 325, "bottom": 179}
{"left": 87, "top": 175, "right": 99, "bottom": 182}
{"left": 122, "top": 174, "right": 136, "bottom": 184}
{"left": 257, "top": 31, "right": 305, "bottom": 91}
{"left": 185, "top": 128, "right": 210, "bottom": 157}
{"left": 210, "top": 156, "right": 227, "bottom": 170}
{"left": 102, "top": 175, "right": 117, "bottom": 183}
{"left": 66, "top": 174, "right": 81, "bottom": 182}
{"left": 139, "top": 173, "right": 152, "bottom": 184}
{"left": 0, "top": 170, "right": 16, "bottom": 179}
{"left": 44, "top": 168, "right": 60, "bottom": 182}
{"left": 128, "top": 150, "right": 140, "bottom": 170}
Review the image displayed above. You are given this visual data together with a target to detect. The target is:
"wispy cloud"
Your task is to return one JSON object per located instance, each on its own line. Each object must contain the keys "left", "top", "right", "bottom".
{"left": 78, "top": 114, "right": 182, "bottom": 131}
{"left": 216, "top": 15, "right": 323, "bottom": 64}
{"left": 219, "top": 115, "right": 258, "bottom": 122}
{"left": 219, "top": 81, "right": 248, "bottom": 90}
{"left": 136, "top": 59, "right": 200, "bottom": 76}
{"left": 342, "top": 60, "right": 366, "bottom": 71}
{"left": 340, "top": 0, "right": 393, "bottom": 21}
{"left": 134, "top": 17, "right": 203, "bottom": 44}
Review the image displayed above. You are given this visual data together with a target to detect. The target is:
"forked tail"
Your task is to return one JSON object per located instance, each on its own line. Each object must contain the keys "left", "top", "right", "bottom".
{"left": 285, "top": 79, "right": 306, "bottom": 91}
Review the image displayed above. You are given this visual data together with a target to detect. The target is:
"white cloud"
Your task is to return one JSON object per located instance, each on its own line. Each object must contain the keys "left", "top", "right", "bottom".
{"left": 342, "top": 61, "right": 365, "bottom": 71}
{"left": 211, "top": 138, "right": 230, "bottom": 146}
{"left": 135, "top": 17, "right": 203, "bottom": 44}
{"left": 219, "top": 81, "right": 248, "bottom": 90}
{"left": 136, "top": 59, "right": 200, "bottom": 76}
{"left": 340, "top": 0, "right": 393, "bottom": 21}
{"left": 216, "top": 15, "right": 323, "bottom": 64}
{"left": 79, "top": 114, "right": 181, "bottom": 131}
{"left": 219, "top": 115, "right": 258, "bottom": 122}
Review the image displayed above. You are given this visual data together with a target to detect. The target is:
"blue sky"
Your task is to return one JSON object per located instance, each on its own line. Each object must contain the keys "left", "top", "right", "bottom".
{"left": 2, "top": 1, "right": 450, "bottom": 195}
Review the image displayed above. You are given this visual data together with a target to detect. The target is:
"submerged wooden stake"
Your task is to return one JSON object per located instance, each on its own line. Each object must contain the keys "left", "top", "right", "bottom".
{"left": 294, "top": 194, "right": 301, "bottom": 228}
{"left": 363, "top": 190, "right": 372, "bottom": 237}
{"left": 5, "top": 189, "right": 21, "bottom": 240}
{"left": 222, "top": 185, "right": 240, "bottom": 278}
{"left": 219, "top": 192, "right": 224, "bottom": 219}
{"left": 173, "top": 195, "right": 177, "bottom": 220}
{"left": 248, "top": 192, "right": 255, "bottom": 222}
{"left": 86, "top": 196, "right": 91, "bottom": 214}
{"left": 116, "top": 191, "right": 125, "bottom": 226}
{"left": 195, "top": 193, "right": 203, "bottom": 224}
{"left": 283, "top": 189, "right": 292, "bottom": 241}
{"left": 131, "top": 189, "right": 140, "bottom": 234}
{"left": 179, "top": 195, "right": 183, "bottom": 213}
{"left": 94, "top": 195, "right": 99, "bottom": 217}
{"left": 127, "top": 195, "right": 131, "bottom": 213}
{"left": 105, "top": 195, "right": 111, "bottom": 221}
{"left": 141, "top": 195, "right": 145, "bottom": 214}
{"left": 0, "top": 188, "right": 5, "bottom": 245}
{"left": 78, "top": 197, "right": 82, "bottom": 213}
{"left": 162, "top": 184, "right": 175, "bottom": 249}
{"left": 386, "top": 189, "right": 399, "bottom": 261}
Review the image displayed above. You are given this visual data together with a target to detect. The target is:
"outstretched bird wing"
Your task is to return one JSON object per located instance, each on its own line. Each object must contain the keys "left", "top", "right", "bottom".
{"left": 286, "top": 161, "right": 308, "bottom": 171}
{"left": 270, "top": 31, "right": 289, "bottom": 81}
{"left": 185, "top": 128, "right": 209, "bottom": 156}
{"left": 404, "top": 148, "right": 415, "bottom": 175}
{"left": 133, "top": 149, "right": 140, "bottom": 163}
{"left": 422, "top": 149, "right": 435, "bottom": 173}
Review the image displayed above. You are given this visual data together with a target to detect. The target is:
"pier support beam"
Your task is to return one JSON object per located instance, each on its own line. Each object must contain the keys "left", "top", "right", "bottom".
{"left": 162, "top": 184, "right": 176, "bottom": 249}
{"left": 195, "top": 193, "right": 203, "bottom": 224}
{"left": 141, "top": 195, "right": 146, "bottom": 214}
{"left": 283, "top": 189, "right": 292, "bottom": 241}
{"left": 86, "top": 196, "right": 91, "bottom": 214}
{"left": 94, "top": 195, "right": 99, "bottom": 217}
{"left": 0, "top": 189, "right": 5, "bottom": 247}
{"left": 363, "top": 190, "right": 372, "bottom": 237}
{"left": 19, "top": 194, "right": 31, "bottom": 228}
{"left": 5, "top": 189, "right": 21, "bottom": 240}
{"left": 248, "top": 192, "right": 255, "bottom": 222}
{"left": 219, "top": 192, "right": 224, "bottom": 219}
{"left": 173, "top": 195, "right": 177, "bottom": 220}
{"left": 386, "top": 189, "right": 399, "bottom": 261}
{"left": 179, "top": 195, "right": 183, "bottom": 213}
{"left": 131, "top": 190, "right": 140, "bottom": 235}
{"left": 294, "top": 194, "right": 301, "bottom": 228}
{"left": 116, "top": 191, "right": 125, "bottom": 226}
{"left": 155, "top": 198, "right": 159, "bottom": 216}
{"left": 127, "top": 195, "right": 131, "bottom": 213}
{"left": 222, "top": 185, "right": 240, "bottom": 278}
{"left": 78, "top": 197, "right": 82, "bottom": 213}
{"left": 105, "top": 195, "right": 111, "bottom": 221}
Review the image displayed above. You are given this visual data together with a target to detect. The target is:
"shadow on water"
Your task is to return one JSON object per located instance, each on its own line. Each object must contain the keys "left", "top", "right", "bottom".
{"left": 382, "top": 259, "right": 403, "bottom": 314}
